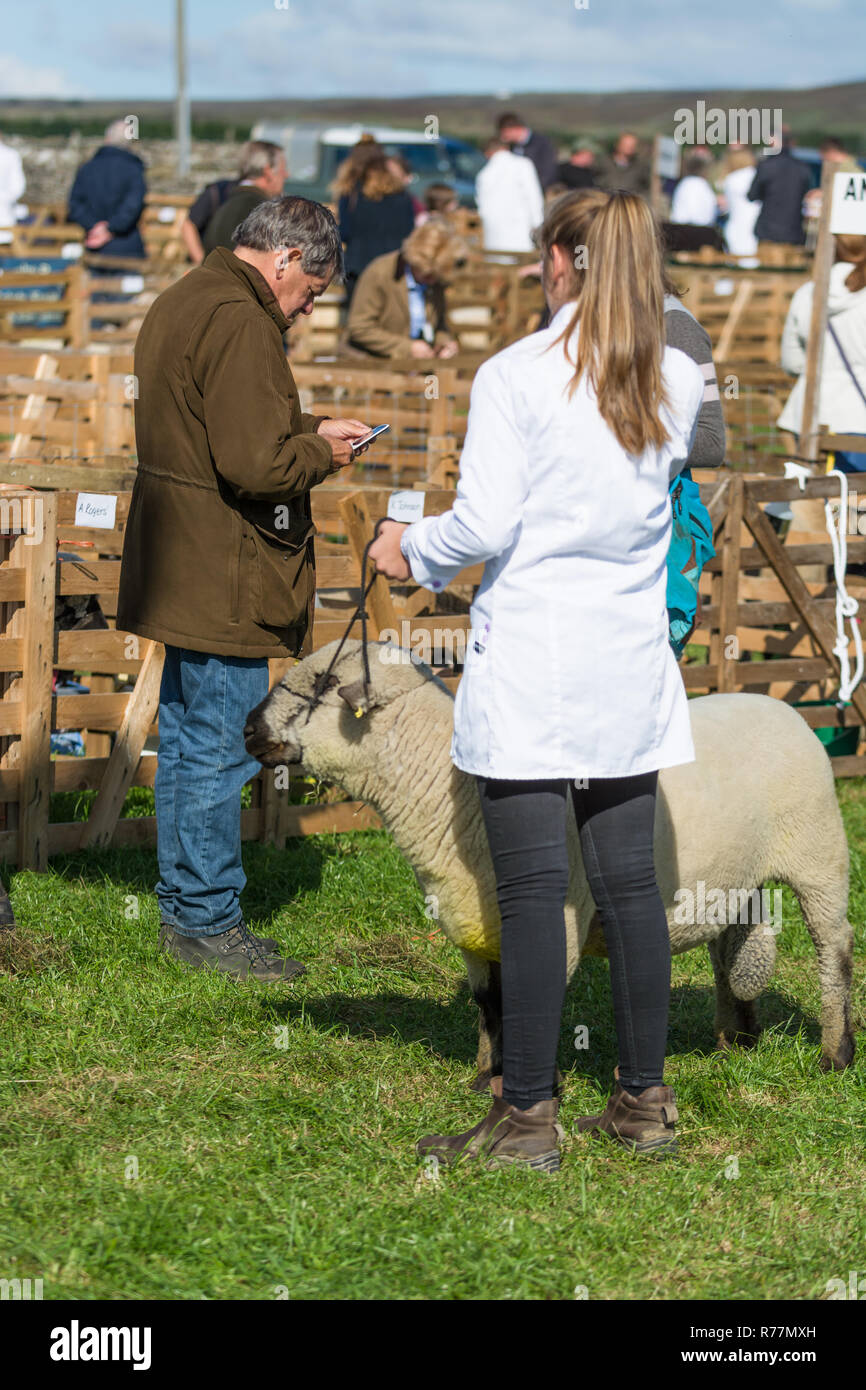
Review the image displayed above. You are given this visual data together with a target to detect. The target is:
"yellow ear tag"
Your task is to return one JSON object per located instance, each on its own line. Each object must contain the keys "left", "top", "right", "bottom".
{"left": 354, "top": 707, "right": 364, "bottom": 719}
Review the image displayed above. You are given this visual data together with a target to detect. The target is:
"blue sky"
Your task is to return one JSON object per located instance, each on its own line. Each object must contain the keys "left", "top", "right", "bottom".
{"left": 2, "top": 0, "right": 864, "bottom": 99}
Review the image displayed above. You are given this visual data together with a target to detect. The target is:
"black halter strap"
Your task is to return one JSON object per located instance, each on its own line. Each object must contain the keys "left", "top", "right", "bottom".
{"left": 302, "top": 517, "right": 387, "bottom": 723}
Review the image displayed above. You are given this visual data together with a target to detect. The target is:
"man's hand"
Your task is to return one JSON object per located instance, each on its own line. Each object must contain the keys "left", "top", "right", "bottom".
{"left": 369, "top": 519, "right": 410, "bottom": 580}
{"left": 409, "top": 339, "right": 435, "bottom": 358}
{"left": 85, "top": 220, "right": 112, "bottom": 249}
{"left": 435, "top": 339, "right": 459, "bottom": 359}
{"left": 316, "top": 416, "right": 370, "bottom": 468}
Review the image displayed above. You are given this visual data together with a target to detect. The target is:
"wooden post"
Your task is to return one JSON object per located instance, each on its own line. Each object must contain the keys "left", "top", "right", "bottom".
{"left": 650, "top": 135, "right": 662, "bottom": 220}
{"left": 715, "top": 281, "right": 753, "bottom": 362}
{"left": 82, "top": 639, "right": 164, "bottom": 850}
{"left": 11, "top": 353, "right": 59, "bottom": 459}
{"left": 717, "top": 474, "right": 744, "bottom": 692}
{"left": 18, "top": 493, "right": 57, "bottom": 870}
{"left": 258, "top": 656, "right": 297, "bottom": 850}
{"left": 338, "top": 490, "right": 399, "bottom": 637}
{"left": 799, "top": 159, "right": 836, "bottom": 464}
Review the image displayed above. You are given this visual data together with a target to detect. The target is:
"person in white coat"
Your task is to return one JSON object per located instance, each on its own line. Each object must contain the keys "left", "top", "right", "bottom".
{"left": 721, "top": 148, "right": 761, "bottom": 260}
{"left": 777, "top": 234, "right": 866, "bottom": 463}
{"left": 370, "top": 190, "right": 703, "bottom": 1169}
{"left": 475, "top": 139, "right": 544, "bottom": 254}
{"left": 0, "top": 134, "right": 25, "bottom": 229}
{"left": 670, "top": 155, "right": 719, "bottom": 228}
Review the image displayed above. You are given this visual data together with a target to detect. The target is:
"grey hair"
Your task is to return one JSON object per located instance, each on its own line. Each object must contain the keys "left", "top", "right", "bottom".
{"left": 238, "top": 140, "right": 285, "bottom": 181}
{"left": 233, "top": 196, "right": 345, "bottom": 280}
{"left": 104, "top": 119, "right": 130, "bottom": 146}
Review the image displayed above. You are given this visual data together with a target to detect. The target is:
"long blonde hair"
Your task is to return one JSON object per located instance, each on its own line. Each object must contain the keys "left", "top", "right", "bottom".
{"left": 332, "top": 142, "right": 404, "bottom": 201}
{"left": 537, "top": 188, "right": 671, "bottom": 455}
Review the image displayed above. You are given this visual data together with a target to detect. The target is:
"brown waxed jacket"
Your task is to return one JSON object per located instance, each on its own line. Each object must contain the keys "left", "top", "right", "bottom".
{"left": 346, "top": 249, "right": 452, "bottom": 357}
{"left": 117, "top": 246, "right": 337, "bottom": 659}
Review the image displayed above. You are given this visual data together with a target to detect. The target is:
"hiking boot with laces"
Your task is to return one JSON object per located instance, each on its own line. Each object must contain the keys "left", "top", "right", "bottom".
{"left": 159, "top": 919, "right": 305, "bottom": 983}
{"left": 576, "top": 1081, "right": 678, "bottom": 1156}
{"left": 417, "top": 1096, "right": 564, "bottom": 1174}
{"left": 162, "top": 920, "right": 280, "bottom": 954}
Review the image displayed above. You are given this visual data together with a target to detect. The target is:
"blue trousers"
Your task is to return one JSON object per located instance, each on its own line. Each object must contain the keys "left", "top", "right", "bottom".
{"left": 155, "top": 646, "right": 270, "bottom": 937}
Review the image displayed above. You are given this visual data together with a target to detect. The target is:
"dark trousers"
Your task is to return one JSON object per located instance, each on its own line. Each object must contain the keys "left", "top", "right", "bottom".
{"left": 476, "top": 772, "right": 670, "bottom": 1109}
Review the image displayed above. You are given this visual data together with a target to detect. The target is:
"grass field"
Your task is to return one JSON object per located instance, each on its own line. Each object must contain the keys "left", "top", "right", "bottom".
{"left": 1, "top": 781, "right": 865, "bottom": 1302}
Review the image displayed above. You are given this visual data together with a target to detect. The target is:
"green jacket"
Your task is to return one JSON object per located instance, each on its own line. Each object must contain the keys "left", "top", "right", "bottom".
{"left": 117, "top": 246, "right": 335, "bottom": 658}
{"left": 202, "top": 184, "right": 266, "bottom": 254}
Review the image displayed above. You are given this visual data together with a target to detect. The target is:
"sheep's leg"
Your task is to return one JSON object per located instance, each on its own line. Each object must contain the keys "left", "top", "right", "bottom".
{"left": 707, "top": 930, "right": 763, "bottom": 1051}
{"left": 793, "top": 887, "right": 856, "bottom": 1071}
{"left": 461, "top": 950, "right": 503, "bottom": 1093}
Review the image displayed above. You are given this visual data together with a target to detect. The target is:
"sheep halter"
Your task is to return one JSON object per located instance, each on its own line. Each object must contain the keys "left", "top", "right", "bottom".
{"left": 302, "top": 518, "right": 387, "bottom": 723}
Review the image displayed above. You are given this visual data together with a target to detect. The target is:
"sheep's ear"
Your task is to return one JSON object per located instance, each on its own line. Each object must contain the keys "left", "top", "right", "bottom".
{"left": 337, "top": 678, "right": 377, "bottom": 719}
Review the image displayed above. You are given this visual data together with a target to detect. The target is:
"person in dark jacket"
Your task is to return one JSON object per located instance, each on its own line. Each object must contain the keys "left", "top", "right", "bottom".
{"left": 497, "top": 112, "right": 559, "bottom": 190}
{"left": 748, "top": 135, "right": 812, "bottom": 247}
{"left": 67, "top": 119, "right": 146, "bottom": 257}
{"left": 556, "top": 140, "right": 598, "bottom": 191}
{"left": 597, "top": 131, "right": 651, "bottom": 196}
{"left": 334, "top": 144, "right": 416, "bottom": 305}
{"left": 117, "top": 197, "right": 371, "bottom": 983}
{"left": 201, "top": 141, "right": 286, "bottom": 255}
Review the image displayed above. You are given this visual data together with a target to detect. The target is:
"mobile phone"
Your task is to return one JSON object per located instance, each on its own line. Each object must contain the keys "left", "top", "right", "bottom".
{"left": 351, "top": 423, "right": 390, "bottom": 452}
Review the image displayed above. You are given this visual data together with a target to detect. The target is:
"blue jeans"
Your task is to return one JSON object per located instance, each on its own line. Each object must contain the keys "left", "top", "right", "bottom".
{"left": 155, "top": 646, "right": 270, "bottom": 937}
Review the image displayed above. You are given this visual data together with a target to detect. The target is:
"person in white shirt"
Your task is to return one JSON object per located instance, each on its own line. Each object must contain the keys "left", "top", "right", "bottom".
{"left": 778, "top": 233, "right": 866, "bottom": 445}
{"left": 370, "top": 189, "right": 703, "bottom": 1169}
{"left": 670, "top": 155, "right": 719, "bottom": 227}
{"left": 721, "top": 148, "right": 761, "bottom": 259}
{"left": 475, "top": 138, "right": 544, "bottom": 253}
{"left": 0, "top": 134, "right": 25, "bottom": 228}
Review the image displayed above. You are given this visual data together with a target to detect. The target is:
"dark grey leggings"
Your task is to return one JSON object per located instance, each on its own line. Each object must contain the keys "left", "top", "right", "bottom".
{"left": 476, "top": 772, "right": 670, "bottom": 1109}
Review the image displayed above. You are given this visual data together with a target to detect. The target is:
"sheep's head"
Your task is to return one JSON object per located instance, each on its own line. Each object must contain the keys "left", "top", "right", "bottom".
{"left": 244, "top": 638, "right": 442, "bottom": 778}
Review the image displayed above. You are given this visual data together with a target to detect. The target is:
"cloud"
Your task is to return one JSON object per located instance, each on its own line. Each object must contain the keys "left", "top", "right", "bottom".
{"left": 0, "top": 53, "right": 72, "bottom": 98}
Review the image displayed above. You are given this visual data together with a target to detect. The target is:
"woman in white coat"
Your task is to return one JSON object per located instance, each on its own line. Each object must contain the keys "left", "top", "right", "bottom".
{"left": 370, "top": 191, "right": 703, "bottom": 1169}
{"left": 721, "top": 148, "right": 761, "bottom": 261}
{"left": 777, "top": 234, "right": 866, "bottom": 463}
{"left": 475, "top": 138, "right": 545, "bottom": 254}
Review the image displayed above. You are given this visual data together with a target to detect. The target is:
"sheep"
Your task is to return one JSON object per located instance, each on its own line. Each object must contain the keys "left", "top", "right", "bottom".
{"left": 244, "top": 638, "right": 856, "bottom": 1084}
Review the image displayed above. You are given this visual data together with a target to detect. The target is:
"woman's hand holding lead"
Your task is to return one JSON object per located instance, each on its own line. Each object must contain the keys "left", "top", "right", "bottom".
{"left": 369, "top": 520, "right": 411, "bottom": 580}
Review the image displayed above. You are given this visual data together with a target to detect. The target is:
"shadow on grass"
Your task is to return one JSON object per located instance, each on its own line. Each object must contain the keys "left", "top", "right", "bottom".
{"left": 257, "top": 969, "right": 823, "bottom": 1087}
{"left": 12, "top": 838, "right": 334, "bottom": 922}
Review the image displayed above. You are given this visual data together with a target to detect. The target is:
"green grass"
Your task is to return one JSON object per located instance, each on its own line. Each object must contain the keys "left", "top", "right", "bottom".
{"left": 1, "top": 783, "right": 865, "bottom": 1301}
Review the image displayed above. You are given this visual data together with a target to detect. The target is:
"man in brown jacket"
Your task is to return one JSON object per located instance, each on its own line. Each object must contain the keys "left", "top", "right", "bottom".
{"left": 118, "top": 196, "right": 369, "bottom": 981}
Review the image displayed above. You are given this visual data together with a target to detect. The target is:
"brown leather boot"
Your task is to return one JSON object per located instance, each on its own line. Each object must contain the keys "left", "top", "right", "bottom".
{"left": 417, "top": 1096, "right": 564, "bottom": 1173}
{"left": 576, "top": 1082, "right": 678, "bottom": 1156}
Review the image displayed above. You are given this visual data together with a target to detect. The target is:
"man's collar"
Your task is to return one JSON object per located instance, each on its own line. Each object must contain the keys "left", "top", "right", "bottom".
{"left": 202, "top": 246, "right": 291, "bottom": 333}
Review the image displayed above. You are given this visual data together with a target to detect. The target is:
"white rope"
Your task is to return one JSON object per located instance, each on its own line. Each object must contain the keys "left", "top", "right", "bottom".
{"left": 823, "top": 469, "right": 863, "bottom": 704}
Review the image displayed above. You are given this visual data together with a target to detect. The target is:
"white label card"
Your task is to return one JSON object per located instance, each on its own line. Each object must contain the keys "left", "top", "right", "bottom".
{"left": 830, "top": 171, "right": 866, "bottom": 236}
{"left": 655, "top": 136, "right": 681, "bottom": 180}
{"left": 387, "top": 490, "right": 426, "bottom": 524}
{"left": 75, "top": 493, "right": 117, "bottom": 529}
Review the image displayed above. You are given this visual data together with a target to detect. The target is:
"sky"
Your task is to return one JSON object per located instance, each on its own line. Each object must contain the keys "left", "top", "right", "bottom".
{"left": 2, "top": 0, "right": 864, "bottom": 100}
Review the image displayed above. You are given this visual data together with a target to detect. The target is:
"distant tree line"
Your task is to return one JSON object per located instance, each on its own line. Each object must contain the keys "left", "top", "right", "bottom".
{"left": 0, "top": 117, "right": 254, "bottom": 141}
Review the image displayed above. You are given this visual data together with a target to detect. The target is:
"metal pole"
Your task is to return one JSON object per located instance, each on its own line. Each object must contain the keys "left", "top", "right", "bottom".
{"left": 176, "top": 0, "right": 190, "bottom": 178}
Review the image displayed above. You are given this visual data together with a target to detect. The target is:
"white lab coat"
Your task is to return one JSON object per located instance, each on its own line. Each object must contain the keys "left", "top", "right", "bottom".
{"left": 777, "top": 259, "right": 866, "bottom": 436}
{"left": 722, "top": 165, "right": 760, "bottom": 257}
{"left": 0, "top": 141, "right": 25, "bottom": 227}
{"left": 670, "top": 175, "right": 718, "bottom": 227}
{"left": 401, "top": 302, "right": 705, "bottom": 780}
{"left": 475, "top": 149, "right": 544, "bottom": 253}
